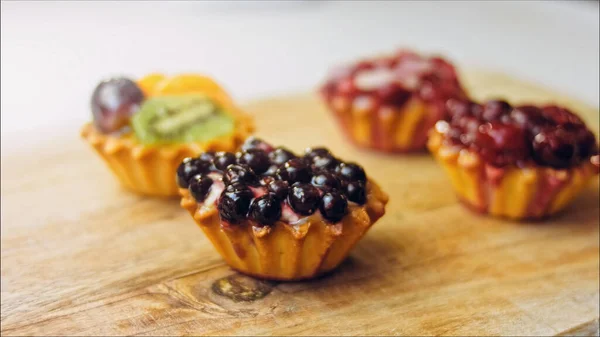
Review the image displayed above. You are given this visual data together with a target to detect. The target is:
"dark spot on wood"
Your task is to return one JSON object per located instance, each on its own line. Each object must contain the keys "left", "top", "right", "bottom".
{"left": 211, "top": 274, "right": 274, "bottom": 302}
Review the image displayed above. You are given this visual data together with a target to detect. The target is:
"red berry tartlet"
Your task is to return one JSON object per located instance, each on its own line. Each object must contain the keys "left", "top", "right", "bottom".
{"left": 428, "top": 99, "right": 599, "bottom": 220}
{"left": 177, "top": 137, "right": 389, "bottom": 280}
{"left": 320, "top": 50, "right": 467, "bottom": 153}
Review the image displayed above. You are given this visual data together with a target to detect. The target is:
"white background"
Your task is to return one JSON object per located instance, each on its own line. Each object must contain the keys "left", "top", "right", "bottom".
{"left": 1, "top": 1, "right": 598, "bottom": 154}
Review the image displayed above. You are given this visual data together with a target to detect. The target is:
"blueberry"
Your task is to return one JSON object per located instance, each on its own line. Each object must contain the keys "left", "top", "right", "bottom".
{"left": 319, "top": 191, "right": 348, "bottom": 223}
{"left": 225, "top": 182, "right": 251, "bottom": 193}
{"left": 264, "top": 165, "right": 279, "bottom": 176}
{"left": 237, "top": 149, "right": 270, "bottom": 174}
{"left": 188, "top": 174, "right": 213, "bottom": 202}
{"left": 213, "top": 152, "right": 237, "bottom": 171}
{"left": 267, "top": 180, "right": 290, "bottom": 201}
{"left": 276, "top": 158, "right": 312, "bottom": 184}
{"left": 241, "top": 136, "right": 273, "bottom": 152}
{"left": 223, "top": 164, "right": 257, "bottom": 186}
{"left": 311, "top": 171, "right": 341, "bottom": 190}
{"left": 218, "top": 187, "right": 254, "bottom": 224}
{"left": 269, "top": 147, "right": 296, "bottom": 166}
{"left": 198, "top": 151, "right": 216, "bottom": 163}
{"left": 310, "top": 154, "right": 340, "bottom": 171}
{"left": 304, "top": 147, "right": 330, "bottom": 160}
{"left": 176, "top": 157, "right": 209, "bottom": 188}
{"left": 344, "top": 180, "right": 367, "bottom": 204}
{"left": 288, "top": 183, "right": 321, "bottom": 215}
{"left": 335, "top": 162, "right": 367, "bottom": 182}
{"left": 249, "top": 194, "right": 282, "bottom": 226}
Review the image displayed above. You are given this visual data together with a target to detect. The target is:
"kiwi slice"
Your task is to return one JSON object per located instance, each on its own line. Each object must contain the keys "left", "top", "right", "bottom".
{"left": 132, "top": 94, "right": 235, "bottom": 145}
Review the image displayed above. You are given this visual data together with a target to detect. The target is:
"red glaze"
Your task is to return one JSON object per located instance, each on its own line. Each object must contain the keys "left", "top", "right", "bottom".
{"left": 442, "top": 99, "right": 599, "bottom": 169}
{"left": 320, "top": 50, "right": 466, "bottom": 112}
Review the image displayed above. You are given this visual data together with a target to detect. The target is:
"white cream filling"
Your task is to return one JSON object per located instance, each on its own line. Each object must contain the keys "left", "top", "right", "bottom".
{"left": 352, "top": 57, "right": 435, "bottom": 92}
{"left": 354, "top": 67, "right": 395, "bottom": 90}
{"left": 393, "top": 58, "right": 433, "bottom": 90}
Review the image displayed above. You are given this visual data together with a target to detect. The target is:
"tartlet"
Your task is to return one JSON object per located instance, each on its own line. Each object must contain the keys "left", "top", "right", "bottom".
{"left": 320, "top": 49, "right": 467, "bottom": 153}
{"left": 177, "top": 137, "right": 389, "bottom": 280}
{"left": 81, "top": 74, "right": 254, "bottom": 197}
{"left": 428, "top": 99, "right": 599, "bottom": 220}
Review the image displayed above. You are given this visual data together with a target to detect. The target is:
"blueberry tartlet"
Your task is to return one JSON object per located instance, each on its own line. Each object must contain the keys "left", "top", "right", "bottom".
{"left": 428, "top": 99, "right": 599, "bottom": 219}
{"left": 320, "top": 49, "right": 467, "bottom": 153}
{"left": 178, "top": 137, "right": 389, "bottom": 280}
{"left": 80, "top": 73, "right": 254, "bottom": 196}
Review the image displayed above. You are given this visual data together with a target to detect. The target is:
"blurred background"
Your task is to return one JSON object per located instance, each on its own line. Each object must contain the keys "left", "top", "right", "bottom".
{"left": 1, "top": 0, "right": 599, "bottom": 155}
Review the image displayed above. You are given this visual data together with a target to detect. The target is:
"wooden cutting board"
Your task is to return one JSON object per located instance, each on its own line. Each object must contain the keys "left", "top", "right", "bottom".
{"left": 1, "top": 69, "right": 599, "bottom": 336}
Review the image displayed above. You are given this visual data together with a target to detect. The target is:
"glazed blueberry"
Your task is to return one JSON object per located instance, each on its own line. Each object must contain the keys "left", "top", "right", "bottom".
{"left": 344, "top": 180, "right": 367, "bottom": 204}
{"left": 532, "top": 127, "right": 579, "bottom": 169}
{"left": 319, "top": 191, "right": 348, "bottom": 223}
{"left": 304, "top": 147, "right": 330, "bottom": 160}
{"left": 276, "top": 158, "right": 312, "bottom": 184}
{"left": 198, "top": 151, "right": 216, "bottom": 163}
{"left": 241, "top": 137, "right": 263, "bottom": 151}
{"left": 269, "top": 147, "right": 296, "bottom": 166}
{"left": 249, "top": 194, "right": 282, "bottom": 226}
{"left": 237, "top": 149, "right": 270, "bottom": 175}
{"left": 223, "top": 164, "right": 257, "bottom": 186}
{"left": 213, "top": 152, "right": 237, "bottom": 171}
{"left": 188, "top": 174, "right": 213, "bottom": 202}
{"left": 335, "top": 162, "right": 367, "bottom": 182}
{"left": 218, "top": 187, "right": 254, "bottom": 224}
{"left": 267, "top": 180, "right": 290, "bottom": 201}
{"left": 176, "top": 157, "right": 209, "bottom": 188}
{"left": 241, "top": 137, "right": 274, "bottom": 152}
{"left": 264, "top": 165, "right": 279, "bottom": 176}
{"left": 311, "top": 171, "right": 341, "bottom": 190}
{"left": 288, "top": 183, "right": 321, "bottom": 215}
{"left": 309, "top": 154, "right": 340, "bottom": 171}
{"left": 181, "top": 139, "right": 378, "bottom": 226}
{"left": 224, "top": 182, "right": 252, "bottom": 194}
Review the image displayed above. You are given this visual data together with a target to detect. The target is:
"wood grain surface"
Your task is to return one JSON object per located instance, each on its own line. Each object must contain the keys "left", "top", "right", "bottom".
{"left": 1, "top": 70, "right": 599, "bottom": 336}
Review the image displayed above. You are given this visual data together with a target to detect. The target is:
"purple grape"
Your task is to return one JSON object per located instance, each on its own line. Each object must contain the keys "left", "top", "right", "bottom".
{"left": 91, "top": 77, "right": 144, "bottom": 133}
